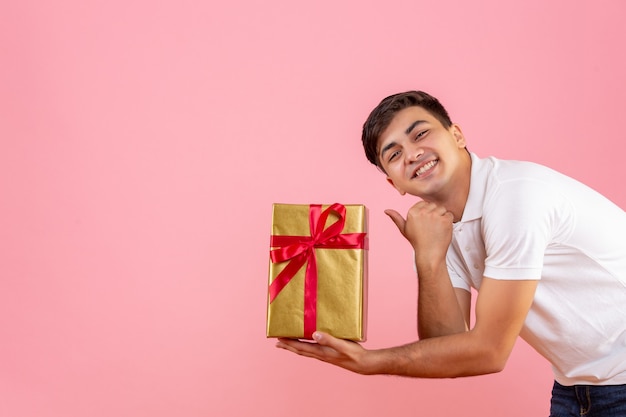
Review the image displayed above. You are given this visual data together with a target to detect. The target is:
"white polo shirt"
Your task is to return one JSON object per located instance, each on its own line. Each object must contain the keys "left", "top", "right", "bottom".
{"left": 447, "top": 153, "right": 626, "bottom": 385}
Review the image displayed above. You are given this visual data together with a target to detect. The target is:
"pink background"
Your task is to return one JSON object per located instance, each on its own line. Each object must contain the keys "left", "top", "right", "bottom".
{"left": 2, "top": 1, "right": 625, "bottom": 416}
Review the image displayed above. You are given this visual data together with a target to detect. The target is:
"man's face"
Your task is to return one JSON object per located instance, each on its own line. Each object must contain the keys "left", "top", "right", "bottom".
{"left": 377, "top": 106, "right": 467, "bottom": 199}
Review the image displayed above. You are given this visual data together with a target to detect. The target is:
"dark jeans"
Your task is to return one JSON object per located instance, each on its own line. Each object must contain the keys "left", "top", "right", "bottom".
{"left": 550, "top": 381, "right": 626, "bottom": 416}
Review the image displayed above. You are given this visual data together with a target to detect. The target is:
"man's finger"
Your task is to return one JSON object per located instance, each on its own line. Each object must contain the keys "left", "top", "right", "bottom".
{"left": 384, "top": 209, "right": 406, "bottom": 234}
{"left": 276, "top": 338, "right": 325, "bottom": 358}
{"left": 313, "top": 331, "right": 359, "bottom": 353}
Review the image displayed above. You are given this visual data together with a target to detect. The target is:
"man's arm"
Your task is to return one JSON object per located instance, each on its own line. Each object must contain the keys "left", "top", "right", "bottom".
{"left": 276, "top": 277, "right": 537, "bottom": 378}
{"left": 386, "top": 202, "right": 470, "bottom": 338}
{"left": 415, "top": 260, "right": 471, "bottom": 338}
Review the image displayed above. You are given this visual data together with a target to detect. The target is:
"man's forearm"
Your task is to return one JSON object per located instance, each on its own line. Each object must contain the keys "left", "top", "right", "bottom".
{"left": 366, "top": 330, "right": 505, "bottom": 378}
{"left": 415, "top": 257, "right": 468, "bottom": 338}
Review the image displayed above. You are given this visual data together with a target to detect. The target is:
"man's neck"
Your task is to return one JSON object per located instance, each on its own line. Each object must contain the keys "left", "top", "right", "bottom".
{"left": 433, "top": 149, "right": 472, "bottom": 222}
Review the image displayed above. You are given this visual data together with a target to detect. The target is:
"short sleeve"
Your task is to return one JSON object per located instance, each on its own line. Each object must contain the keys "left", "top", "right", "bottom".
{"left": 482, "top": 177, "right": 569, "bottom": 280}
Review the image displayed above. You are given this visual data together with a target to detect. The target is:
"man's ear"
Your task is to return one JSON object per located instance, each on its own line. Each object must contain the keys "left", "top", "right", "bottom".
{"left": 451, "top": 124, "right": 466, "bottom": 148}
{"left": 386, "top": 177, "right": 406, "bottom": 196}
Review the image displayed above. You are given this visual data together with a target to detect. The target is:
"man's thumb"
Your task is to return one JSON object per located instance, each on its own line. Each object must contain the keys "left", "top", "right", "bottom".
{"left": 384, "top": 209, "right": 406, "bottom": 234}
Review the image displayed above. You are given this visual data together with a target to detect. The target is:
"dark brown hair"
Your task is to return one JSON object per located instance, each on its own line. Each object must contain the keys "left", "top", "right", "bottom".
{"left": 361, "top": 91, "right": 453, "bottom": 169}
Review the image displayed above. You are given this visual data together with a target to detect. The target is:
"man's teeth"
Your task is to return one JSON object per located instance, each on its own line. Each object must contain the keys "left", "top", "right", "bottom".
{"left": 415, "top": 160, "right": 438, "bottom": 177}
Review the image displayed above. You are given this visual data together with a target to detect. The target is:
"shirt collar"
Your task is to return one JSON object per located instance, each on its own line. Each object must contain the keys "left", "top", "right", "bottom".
{"left": 460, "top": 152, "right": 492, "bottom": 222}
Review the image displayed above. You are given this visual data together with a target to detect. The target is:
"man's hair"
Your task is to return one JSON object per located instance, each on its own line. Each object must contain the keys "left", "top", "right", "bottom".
{"left": 361, "top": 91, "right": 453, "bottom": 169}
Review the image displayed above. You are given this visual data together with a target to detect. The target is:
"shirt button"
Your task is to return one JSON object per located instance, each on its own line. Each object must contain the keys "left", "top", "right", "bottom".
{"left": 473, "top": 264, "right": 480, "bottom": 269}
{"left": 465, "top": 247, "right": 470, "bottom": 251}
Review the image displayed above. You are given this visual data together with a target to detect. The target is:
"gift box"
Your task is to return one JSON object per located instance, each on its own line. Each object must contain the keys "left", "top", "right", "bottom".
{"left": 266, "top": 203, "right": 368, "bottom": 341}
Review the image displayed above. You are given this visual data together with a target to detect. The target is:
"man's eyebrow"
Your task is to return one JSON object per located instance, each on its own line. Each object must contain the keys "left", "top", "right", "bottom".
{"left": 379, "top": 141, "right": 397, "bottom": 159}
{"left": 405, "top": 120, "right": 427, "bottom": 135}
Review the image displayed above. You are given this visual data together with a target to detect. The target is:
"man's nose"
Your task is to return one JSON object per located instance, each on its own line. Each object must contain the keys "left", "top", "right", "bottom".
{"left": 405, "top": 146, "right": 423, "bottom": 164}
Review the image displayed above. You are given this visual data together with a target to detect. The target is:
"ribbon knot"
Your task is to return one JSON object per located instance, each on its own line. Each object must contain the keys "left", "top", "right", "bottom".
{"left": 268, "top": 203, "right": 367, "bottom": 339}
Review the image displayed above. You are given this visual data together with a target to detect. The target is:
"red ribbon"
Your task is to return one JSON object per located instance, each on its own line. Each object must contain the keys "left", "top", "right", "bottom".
{"left": 269, "top": 203, "right": 367, "bottom": 339}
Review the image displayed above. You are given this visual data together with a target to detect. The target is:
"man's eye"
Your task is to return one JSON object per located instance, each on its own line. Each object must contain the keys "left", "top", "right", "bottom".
{"left": 388, "top": 150, "right": 400, "bottom": 162}
{"left": 416, "top": 130, "right": 428, "bottom": 140}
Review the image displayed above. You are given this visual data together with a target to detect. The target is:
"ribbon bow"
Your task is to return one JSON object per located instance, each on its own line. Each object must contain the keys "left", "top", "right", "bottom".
{"left": 269, "top": 203, "right": 367, "bottom": 339}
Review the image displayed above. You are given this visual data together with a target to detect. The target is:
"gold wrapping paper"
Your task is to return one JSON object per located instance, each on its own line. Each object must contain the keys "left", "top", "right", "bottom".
{"left": 266, "top": 203, "right": 367, "bottom": 341}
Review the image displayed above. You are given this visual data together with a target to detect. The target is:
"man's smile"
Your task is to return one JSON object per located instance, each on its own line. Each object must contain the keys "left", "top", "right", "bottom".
{"left": 411, "top": 159, "right": 439, "bottom": 179}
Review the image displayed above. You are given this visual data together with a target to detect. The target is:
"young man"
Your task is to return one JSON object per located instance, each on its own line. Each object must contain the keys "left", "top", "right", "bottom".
{"left": 276, "top": 91, "right": 626, "bottom": 416}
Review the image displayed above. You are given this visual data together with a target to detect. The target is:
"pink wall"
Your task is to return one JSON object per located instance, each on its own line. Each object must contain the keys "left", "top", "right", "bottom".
{"left": 2, "top": 1, "right": 625, "bottom": 416}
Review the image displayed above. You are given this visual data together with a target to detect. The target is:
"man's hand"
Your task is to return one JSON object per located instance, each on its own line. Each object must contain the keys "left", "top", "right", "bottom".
{"left": 276, "top": 332, "right": 376, "bottom": 375}
{"left": 385, "top": 201, "right": 453, "bottom": 265}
